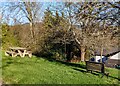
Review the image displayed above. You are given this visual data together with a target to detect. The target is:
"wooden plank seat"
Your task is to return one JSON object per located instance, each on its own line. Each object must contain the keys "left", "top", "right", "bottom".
{"left": 85, "top": 61, "right": 109, "bottom": 78}
{"left": 5, "top": 51, "right": 18, "bottom": 57}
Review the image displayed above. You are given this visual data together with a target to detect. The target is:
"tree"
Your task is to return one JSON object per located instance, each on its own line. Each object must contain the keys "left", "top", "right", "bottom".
{"left": 92, "top": 25, "right": 119, "bottom": 62}
{"left": 73, "top": 2, "right": 101, "bottom": 61}
{"left": 42, "top": 7, "right": 75, "bottom": 61}
{"left": 1, "top": 1, "right": 43, "bottom": 50}
{"left": 1, "top": 24, "right": 19, "bottom": 49}
{"left": 73, "top": 2, "right": 119, "bottom": 62}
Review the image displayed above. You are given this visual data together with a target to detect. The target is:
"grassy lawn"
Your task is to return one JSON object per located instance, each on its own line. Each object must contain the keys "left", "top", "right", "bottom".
{"left": 0, "top": 50, "right": 2, "bottom": 82}
{"left": 1, "top": 51, "right": 120, "bottom": 84}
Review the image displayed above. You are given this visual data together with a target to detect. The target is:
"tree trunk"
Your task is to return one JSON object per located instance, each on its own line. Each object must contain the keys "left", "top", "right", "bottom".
{"left": 30, "top": 22, "right": 34, "bottom": 39}
{"left": 64, "top": 43, "right": 66, "bottom": 58}
{"left": 30, "top": 22, "right": 37, "bottom": 51}
{"left": 81, "top": 46, "right": 86, "bottom": 62}
{"left": 66, "top": 44, "right": 71, "bottom": 62}
{"left": 66, "top": 43, "right": 74, "bottom": 62}
{"left": 100, "top": 47, "right": 103, "bottom": 63}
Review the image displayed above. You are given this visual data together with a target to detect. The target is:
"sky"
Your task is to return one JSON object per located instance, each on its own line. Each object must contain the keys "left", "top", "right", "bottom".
{"left": 0, "top": 2, "right": 53, "bottom": 25}
{"left": 0, "top": 0, "right": 119, "bottom": 2}
{"left": 0, "top": 0, "right": 63, "bottom": 2}
{"left": 0, "top": 0, "right": 119, "bottom": 25}
{"left": 0, "top": 1, "right": 65, "bottom": 25}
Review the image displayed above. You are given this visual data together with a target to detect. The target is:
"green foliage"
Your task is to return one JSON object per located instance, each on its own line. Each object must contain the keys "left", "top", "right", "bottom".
{"left": 49, "top": 49, "right": 66, "bottom": 61}
{"left": 2, "top": 24, "right": 19, "bottom": 50}
{"left": 85, "top": 49, "right": 94, "bottom": 60}
{"left": 42, "top": 8, "right": 67, "bottom": 58}
{"left": 43, "top": 8, "right": 56, "bottom": 29}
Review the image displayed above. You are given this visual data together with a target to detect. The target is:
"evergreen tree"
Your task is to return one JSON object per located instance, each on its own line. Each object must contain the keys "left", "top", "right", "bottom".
{"left": 2, "top": 24, "right": 18, "bottom": 49}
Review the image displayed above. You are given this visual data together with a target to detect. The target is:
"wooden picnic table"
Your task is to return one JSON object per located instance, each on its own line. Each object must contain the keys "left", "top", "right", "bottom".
{"left": 9, "top": 47, "right": 26, "bottom": 50}
{"left": 5, "top": 47, "right": 32, "bottom": 58}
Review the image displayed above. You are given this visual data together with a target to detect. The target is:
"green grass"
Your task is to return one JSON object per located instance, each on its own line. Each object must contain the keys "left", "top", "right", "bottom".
{"left": 1, "top": 51, "right": 120, "bottom": 84}
{"left": 0, "top": 50, "right": 2, "bottom": 81}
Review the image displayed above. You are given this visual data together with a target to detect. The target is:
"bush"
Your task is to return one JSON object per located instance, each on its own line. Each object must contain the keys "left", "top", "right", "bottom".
{"left": 1, "top": 24, "right": 19, "bottom": 50}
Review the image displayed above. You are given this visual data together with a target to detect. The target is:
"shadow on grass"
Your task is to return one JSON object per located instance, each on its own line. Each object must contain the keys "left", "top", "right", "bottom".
{"left": 2, "top": 58, "right": 25, "bottom": 69}
{"left": 72, "top": 67, "right": 101, "bottom": 76}
{"left": 72, "top": 68, "right": 86, "bottom": 73}
{"left": 58, "top": 61, "right": 86, "bottom": 69}
{"left": 2, "top": 62, "right": 23, "bottom": 69}
{"left": 72, "top": 67, "right": 120, "bottom": 81}
{"left": 108, "top": 75, "right": 120, "bottom": 81}
{"left": 3, "top": 54, "right": 120, "bottom": 81}
{"left": 2, "top": 58, "right": 13, "bottom": 69}
{"left": 35, "top": 55, "right": 86, "bottom": 69}
{"left": 34, "top": 52, "right": 86, "bottom": 69}
{"left": 35, "top": 55, "right": 120, "bottom": 81}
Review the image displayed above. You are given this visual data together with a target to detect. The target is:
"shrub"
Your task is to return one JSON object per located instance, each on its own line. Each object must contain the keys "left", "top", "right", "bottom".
{"left": 1, "top": 24, "right": 19, "bottom": 50}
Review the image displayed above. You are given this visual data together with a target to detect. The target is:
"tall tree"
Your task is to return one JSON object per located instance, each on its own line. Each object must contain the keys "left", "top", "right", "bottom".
{"left": 73, "top": 2, "right": 119, "bottom": 62}
{"left": 1, "top": 1, "right": 43, "bottom": 49}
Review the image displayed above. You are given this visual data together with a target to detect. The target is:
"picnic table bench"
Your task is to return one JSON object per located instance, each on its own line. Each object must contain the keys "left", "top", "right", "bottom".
{"left": 5, "top": 47, "right": 32, "bottom": 58}
{"left": 85, "top": 61, "right": 109, "bottom": 78}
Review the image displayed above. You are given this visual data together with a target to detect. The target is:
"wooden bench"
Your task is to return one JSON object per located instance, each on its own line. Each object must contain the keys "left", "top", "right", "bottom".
{"left": 85, "top": 61, "right": 109, "bottom": 78}
{"left": 5, "top": 51, "right": 18, "bottom": 57}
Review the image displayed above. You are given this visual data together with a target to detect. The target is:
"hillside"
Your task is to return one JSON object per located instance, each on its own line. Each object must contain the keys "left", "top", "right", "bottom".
{"left": 1, "top": 52, "right": 120, "bottom": 84}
